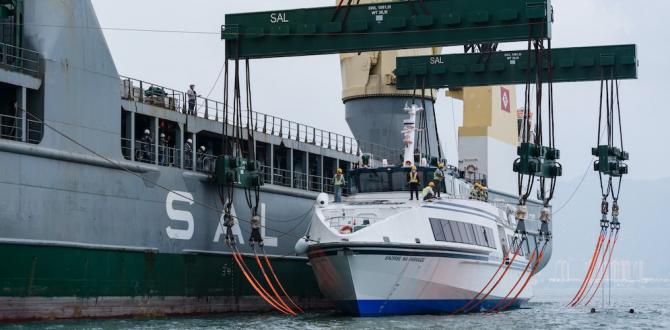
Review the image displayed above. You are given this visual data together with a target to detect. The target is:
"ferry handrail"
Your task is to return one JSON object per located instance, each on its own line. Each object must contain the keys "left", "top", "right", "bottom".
{"left": 0, "top": 42, "right": 40, "bottom": 77}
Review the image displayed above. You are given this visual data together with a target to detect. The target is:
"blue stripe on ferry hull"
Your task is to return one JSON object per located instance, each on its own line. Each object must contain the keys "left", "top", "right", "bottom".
{"left": 337, "top": 298, "right": 528, "bottom": 316}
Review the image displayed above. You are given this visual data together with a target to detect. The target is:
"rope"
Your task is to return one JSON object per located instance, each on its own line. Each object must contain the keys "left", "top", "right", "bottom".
{"left": 491, "top": 241, "right": 549, "bottom": 313}
{"left": 567, "top": 229, "right": 606, "bottom": 307}
{"left": 252, "top": 247, "right": 297, "bottom": 315}
{"left": 230, "top": 249, "right": 293, "bottom": 315}
{"left": 262, "top": 248, "right": 305, "bottom": 313}
{"left": 578, "top": 229, "right": 614, "bottom": 304}
{"left": 487, "top": 247, "right": 538, "bottom": 312}
{"left": 584, "top": 230, "right": 620, "bottom": 306}
{"left": 460, "top": 238, "right": 525, "bottom": 313}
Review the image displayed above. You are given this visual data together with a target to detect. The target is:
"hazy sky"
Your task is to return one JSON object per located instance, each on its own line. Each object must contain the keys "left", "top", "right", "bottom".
{"left": 91, "top": 0, "right": 668, "bottom": 181}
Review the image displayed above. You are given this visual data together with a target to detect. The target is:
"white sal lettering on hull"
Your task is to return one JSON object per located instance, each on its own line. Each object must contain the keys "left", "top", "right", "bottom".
{"left": 165, "top": 191, "right": 194, "bottom": 240}
{"left": 270, "top": 13, "right": 289, "bottom": 23}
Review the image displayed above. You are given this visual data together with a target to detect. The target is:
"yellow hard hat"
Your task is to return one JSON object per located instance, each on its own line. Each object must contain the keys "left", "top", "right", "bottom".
{"left": 337, "top": 168, "right": 343, "bottom": 173}
{"left": 438, "top": 163, "right": 445, "bottom": 168}
{"left": 429, "top": 182, "right": 435, "bottom": 187}
{"left": 411, "top": 165, "right": 417, "bottom": 171}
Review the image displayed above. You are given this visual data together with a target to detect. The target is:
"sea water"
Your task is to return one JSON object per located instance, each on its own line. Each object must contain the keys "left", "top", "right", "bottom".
{"left": 2, "top": 288, "right": 668, "bottom": 329}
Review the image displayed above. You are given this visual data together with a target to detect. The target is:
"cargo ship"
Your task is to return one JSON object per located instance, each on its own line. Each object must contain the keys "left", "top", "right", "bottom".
{"left": 0, "top": 0, "right": 550, "bottom": 321}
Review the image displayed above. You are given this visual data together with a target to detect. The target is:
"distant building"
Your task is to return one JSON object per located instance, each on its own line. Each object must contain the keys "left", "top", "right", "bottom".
{"left": 554, "top": 259, "right": 571, "bottom": 281}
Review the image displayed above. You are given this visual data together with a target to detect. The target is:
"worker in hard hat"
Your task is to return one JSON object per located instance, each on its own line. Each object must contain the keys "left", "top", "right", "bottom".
{"left": 197, "top": 145, "right": 208, "bottom": 171}
{"left": 408, "top": 166, "right": 420, "bottom": 201}
{"left": 421, "top": 181, "right": 436, "bottom": 202}
{"left": 158, "top": 132, "right": 168, "bottom": 166}
{"left": 139, "top": 128, "right": 153, "bottom": 163}
{"left": 184, "top": 138, "right": 193, "bottom": 169}
{"left": 433, "top": 162, "right": 446, "bottom": 198}
{"left": 332, "top": 168, "right": 346, "bottom": 203}
{"left": 469, "top": 181, "right": 489, "bottom": 202}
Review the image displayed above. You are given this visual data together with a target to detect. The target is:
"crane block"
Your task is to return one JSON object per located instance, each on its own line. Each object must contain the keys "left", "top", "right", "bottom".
{"left": 222, "top": 0, "right": 551, "bottom": 59}
{"left": 514, "top": 143, "right": 562, "bottom": 178}
{"left": 395, "top": 44, "right": 638, "bottom": 89}
{"left": 592, "top": 145, "right": 629, "bottom": 177}
{"left": 215, "top": 156, "right": 264, "bottom": 187}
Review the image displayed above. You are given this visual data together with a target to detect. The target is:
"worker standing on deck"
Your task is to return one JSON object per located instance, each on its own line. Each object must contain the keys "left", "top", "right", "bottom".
{"left": 139, "top": 129, "right": 153, "bottom": 162}
{"left": 433, "top": 163, "right": 446, "bottom": 198}
{"left": 197, "top": 145, "right": 207, "bottom": 171}
{"left": 184, "top": 138, "right": 193, "bottom": 168}
{"left": 333, "top": 168, "right": 346, "bottom": 203}
{"left": 421, "top": 182, "right": 436, "bottom": 202}
{"left": 158, "top": 133, "right": 168, "bottom": 166}
{"left": 408, "top": 166, "right": 420, "bottom": 201}
{"left": 187, "top": 84, "right": 200, "bottom": 116}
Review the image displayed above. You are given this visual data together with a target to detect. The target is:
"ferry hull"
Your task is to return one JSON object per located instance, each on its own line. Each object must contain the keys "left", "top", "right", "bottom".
{"left": 308, "top": 245, "right": 532, "bottom": 316}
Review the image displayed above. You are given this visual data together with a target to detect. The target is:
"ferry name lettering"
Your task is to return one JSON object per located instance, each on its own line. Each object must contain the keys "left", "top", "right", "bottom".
{"left": 270, "top": 12, "right": 289, "bottom": 23}
{"left": 384, "top": 256, "right": 425, "bottom": 263}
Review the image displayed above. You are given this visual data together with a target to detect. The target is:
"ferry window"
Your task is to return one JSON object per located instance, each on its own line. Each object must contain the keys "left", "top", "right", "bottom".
{"left": 465, "top": 223, "right": 477, "bottom": 245}
{"left": 355, "top": 171, "right": 390, "bottom": 193}
{"left": 474, "top": 225, "right": 486, "bottom": 246}
{"left": 456, "top": 222, "right": 470, "bottom": 245}
{"left": 441, "top": 220, "right": 455, "bottom": 242}
{"left": 429, "top": 219, "right": 446, "bottom": 241}
{"left": 449, "top": 220, "right": 463, "bottom": 243}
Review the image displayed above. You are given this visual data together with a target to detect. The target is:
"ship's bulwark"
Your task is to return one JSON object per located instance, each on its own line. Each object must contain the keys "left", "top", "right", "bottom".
{"left": 0, "top": 242, "right": 329, "bottom": 321}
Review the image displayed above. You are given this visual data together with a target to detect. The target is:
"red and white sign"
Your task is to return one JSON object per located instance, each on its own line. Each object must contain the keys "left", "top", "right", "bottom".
{"left": 500, "top": 87, "right": 511, "bottom": 113}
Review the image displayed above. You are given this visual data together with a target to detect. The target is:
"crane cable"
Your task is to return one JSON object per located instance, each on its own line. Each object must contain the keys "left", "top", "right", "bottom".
{"left": 569, "top": 69, "right": 626, "bottom": 308}
{"left": 581, "top": 76, "right": 624, "bottom": 306}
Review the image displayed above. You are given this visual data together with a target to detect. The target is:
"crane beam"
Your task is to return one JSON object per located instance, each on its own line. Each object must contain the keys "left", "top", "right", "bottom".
{"left": 222, "top": 0, "right": 551, "bottom": 59}
{"left": 394, "top": 44, "right": 638, "bottom": 90}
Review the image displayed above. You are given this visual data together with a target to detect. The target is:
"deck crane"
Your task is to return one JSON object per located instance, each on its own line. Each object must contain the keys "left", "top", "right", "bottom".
{"left": 216, "top": 0, "right": 638, "bottom": 313}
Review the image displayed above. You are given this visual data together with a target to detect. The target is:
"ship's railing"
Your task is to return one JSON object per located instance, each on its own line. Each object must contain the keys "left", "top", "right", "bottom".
{"left": 119, "top": 76, "right": 400, "bottom": 158}
{"left": 120, "top": 77, "right": 184, "bottom": 111}
{"left": 0, "top": 42, "right": 40, "bottom": 77}
{"left": 0, "top": 112, "right": 42, "bottom": 144}
{"left": 258, "top": 165, "right": 346, "bottom": 194}
{"left": 122, "top": 137, "right": 192, "bottom": 169}
{"left": 447, "top": 165, "right": 488, "bottom": 186}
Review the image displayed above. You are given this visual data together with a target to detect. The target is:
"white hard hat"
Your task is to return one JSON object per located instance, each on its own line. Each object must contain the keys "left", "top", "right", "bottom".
{"left": 144, "top": 129, "right": 150, "bottom": 135}
{"left": 160, "top": 133, "right": 165, "bottom": 138}
{"left": 187, "top": 139, "right": 192, "bottom": 144}
{"left": 200, "top": 146, "right": 206, "bottom": 151}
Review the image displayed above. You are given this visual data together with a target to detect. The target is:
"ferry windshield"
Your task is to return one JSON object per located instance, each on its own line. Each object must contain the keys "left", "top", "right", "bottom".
{"left": 350, "top": 167, "right": 437, "bottom": 194}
